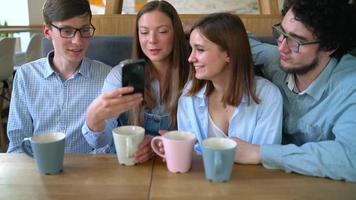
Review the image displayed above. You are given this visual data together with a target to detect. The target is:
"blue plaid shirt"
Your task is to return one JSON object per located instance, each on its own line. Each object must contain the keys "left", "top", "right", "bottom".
{"left": 7, "top": 51, "right": 111, "bottom": 153}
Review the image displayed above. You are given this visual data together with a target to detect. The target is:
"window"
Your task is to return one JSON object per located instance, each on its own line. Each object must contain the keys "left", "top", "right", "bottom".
{"left": 90, "top": 0, "right": 267, "bottom": 15}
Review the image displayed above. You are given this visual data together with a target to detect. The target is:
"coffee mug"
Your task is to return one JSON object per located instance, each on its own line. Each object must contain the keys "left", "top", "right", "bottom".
{"left": 21, "top": 132, "right": 66, "bottom": 175}
{"left": 151, "top": 130, "right": 196, "bottom": 173}
{"left": 112, "top": 125, "right": 145, "bottom": 166}
{"left": 202, "top": 137, "right": 237, "bottom": 182}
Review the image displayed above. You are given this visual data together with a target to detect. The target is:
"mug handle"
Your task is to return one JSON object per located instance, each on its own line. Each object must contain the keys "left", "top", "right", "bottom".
{"left": 126, "top": 137, "right": 134, "bottom": 158}
{"left": 150, "top": 136, "right": 165, "bottom": 158}
{"left": 21, "top": 137, "right": 34, "bottom": 158}
{"left": 214, "top": 151, "right": 223, "bottom": 176}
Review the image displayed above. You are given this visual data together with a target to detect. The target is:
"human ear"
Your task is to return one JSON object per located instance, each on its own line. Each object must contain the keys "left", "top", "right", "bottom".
{"left": 43, "top": 24, "right": 52, "bottom": 40}
{"left": 225, "top": 51, "right": 230, "bottom": 63}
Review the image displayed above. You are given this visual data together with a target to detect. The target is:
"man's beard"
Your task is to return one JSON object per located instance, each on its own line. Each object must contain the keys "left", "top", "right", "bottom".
{"left": 280, "top": 56, "right": 319, "bottom": 75}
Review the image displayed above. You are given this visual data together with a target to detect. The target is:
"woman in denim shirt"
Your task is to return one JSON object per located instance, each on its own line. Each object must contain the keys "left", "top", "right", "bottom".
{"left": 83, "top": 1, "right": 190, "bottom": 163}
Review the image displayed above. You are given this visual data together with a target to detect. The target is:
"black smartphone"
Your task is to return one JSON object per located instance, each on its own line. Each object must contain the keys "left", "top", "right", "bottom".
{"left": 121, "top": 59, "right": 146, "bottom": 95}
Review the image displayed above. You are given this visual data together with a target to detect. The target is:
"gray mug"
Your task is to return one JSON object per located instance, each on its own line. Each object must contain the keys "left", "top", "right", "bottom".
{"left": 202, "top": 137, "right": 237, "bottom": 182}
{"left": 21, "top": 132, "right": 65, "bottom": 175}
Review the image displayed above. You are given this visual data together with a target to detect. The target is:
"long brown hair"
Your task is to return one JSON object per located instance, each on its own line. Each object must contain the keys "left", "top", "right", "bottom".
{"left": 187, "top": 13, "right": 260, "bottom": 106}
{"left": 129, "top": 0, "right": 190, "bottom": 129}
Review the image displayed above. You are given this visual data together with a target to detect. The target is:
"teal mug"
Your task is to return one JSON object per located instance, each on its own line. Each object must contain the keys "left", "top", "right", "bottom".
{"left": 202, "top": 137, "right": 237, "bottom": 182}
{"left": 21, "top": 132, "right": 65, "bottom": 175}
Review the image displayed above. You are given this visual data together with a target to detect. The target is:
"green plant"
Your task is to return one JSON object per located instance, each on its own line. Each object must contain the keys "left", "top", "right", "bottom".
{"left": 0, "top": 21, "right": 10, "bottom": 38}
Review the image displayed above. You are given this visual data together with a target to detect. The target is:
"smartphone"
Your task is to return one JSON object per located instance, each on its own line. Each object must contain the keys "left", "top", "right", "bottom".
{"left": 121, "top": 59, "right": 146, "bottom": 95}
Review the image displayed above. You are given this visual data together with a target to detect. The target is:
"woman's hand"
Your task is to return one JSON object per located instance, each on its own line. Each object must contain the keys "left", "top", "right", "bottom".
{"left": 157, "top": 130, "right": 168, "bottom": 155}
{"left": 134, "top": 135, "right": 154, "bottom": 163}
{"left": 154, "top": 130, "right": 169, "bottom": 162}
{"left": 86, "top": 87, "right": 143, "bottom": 132}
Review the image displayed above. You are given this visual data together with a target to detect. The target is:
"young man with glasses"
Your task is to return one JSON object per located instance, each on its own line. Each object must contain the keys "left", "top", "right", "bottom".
{"left": 7, "top": 0, "right": 112, "bottom": 153}
{"left": 233, "top": 0, "right": 356, "bottom": 182}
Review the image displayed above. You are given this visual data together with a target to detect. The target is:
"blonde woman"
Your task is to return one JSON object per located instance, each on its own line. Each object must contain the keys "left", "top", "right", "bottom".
{"left": 83, "top": 0, "right": 189, "bottom": 163}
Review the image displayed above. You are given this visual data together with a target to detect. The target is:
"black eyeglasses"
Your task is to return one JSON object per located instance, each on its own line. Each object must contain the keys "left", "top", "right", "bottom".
{"left": 272, "top": 23, "right": 320, "bottom": 53}
{"left": 50, "top": 23, "right": 96, "bottom": 38}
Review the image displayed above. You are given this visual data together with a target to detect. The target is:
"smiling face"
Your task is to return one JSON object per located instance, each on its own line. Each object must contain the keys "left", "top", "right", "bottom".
{"left": 137, "top": 10, "right": 174, "bottom": 66}
{"left": 188, "top": 28, "right": 230, "bottom": 83}
{"left": 44, "top": 13, "right": 91, "bottom": 68}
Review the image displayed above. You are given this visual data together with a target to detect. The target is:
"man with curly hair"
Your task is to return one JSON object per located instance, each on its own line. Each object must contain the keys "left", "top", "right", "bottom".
{"left": 234, "top": 0, "right": 356, "bottom": 182}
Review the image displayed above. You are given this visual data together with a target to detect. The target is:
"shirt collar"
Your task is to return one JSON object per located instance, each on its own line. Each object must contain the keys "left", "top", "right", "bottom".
{"left": 43, "top": 50, "right": 91, "bottom": 79}
{"left": 285, "top": 58, "right": 337, "bottom": 100}
{"left": 286, "top": 74, "right": 306, "bottom": 95}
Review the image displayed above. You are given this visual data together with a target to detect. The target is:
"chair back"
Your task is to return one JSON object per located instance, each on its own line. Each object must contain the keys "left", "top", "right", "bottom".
{"left": 350, "top": 47, "right": 356, "bottom": 57}
{"left": 0, "top": 37, "right": 16, "bottom": 81}
{"left": 26, "top": 33, "right": 43, "bottom": 62}
{"left": 41, "top": 35, "right": 132, "bottom": 66}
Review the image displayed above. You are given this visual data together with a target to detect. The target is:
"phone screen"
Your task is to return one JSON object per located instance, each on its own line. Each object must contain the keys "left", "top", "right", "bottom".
{"left": 121, "top": 59, "right": 146, "bottom": 95}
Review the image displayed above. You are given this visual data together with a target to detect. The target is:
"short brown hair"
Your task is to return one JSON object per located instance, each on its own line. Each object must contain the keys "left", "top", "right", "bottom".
{"left": 43, "top": 0, "right": 92, "bottom": 25}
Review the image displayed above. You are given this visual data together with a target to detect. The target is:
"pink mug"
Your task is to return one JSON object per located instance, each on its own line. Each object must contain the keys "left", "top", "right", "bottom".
{"left": 151, "top": 131, "right": 196, "bottom": 173}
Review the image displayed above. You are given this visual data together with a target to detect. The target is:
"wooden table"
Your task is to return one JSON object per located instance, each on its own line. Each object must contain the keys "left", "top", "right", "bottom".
{"left": 1, "top": 154, "right": 355, "bottom": 200}
{"left": 150, "top": 156, "right": 356, "bottom": 200}
{"left": 0, "top": 154, "right": 153, "bottom": 200}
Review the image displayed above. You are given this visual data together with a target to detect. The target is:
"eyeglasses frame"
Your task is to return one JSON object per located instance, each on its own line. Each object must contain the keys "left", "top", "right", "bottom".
{"left": 272, "top": 23, "right": 320, "bottom": 53}
{"left": 50, "top": 23, "right": 96, "bottom": 38}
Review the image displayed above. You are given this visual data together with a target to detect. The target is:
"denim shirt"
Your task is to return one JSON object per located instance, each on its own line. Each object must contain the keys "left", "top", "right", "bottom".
{"left": 118, "top": 104, "right": 170, "bottom": 136}
{"left": 82, "top": 62, "right": 170, "bottom": 152}
{"left": 144, "top": 111, "right": 169, "bottom": 135}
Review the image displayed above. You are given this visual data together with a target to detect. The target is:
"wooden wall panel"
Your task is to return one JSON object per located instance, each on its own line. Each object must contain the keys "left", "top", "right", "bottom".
{"left": 104, "top": 0, "right": 123, "bottom": 15}
{"left": 259, "top": 0, "right": 280, "bottom": 15}
{"left": 92, "top": 14, "right": 281, "bottom": 36}
{"left": 92, "top": 15, "right": 136, "bottom": 35}
{"left": 240, "top": 14, "right": 281, "bottom": 35}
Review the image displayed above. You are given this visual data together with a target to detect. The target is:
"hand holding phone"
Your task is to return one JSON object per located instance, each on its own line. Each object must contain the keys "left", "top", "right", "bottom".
{"left": 121, "top": 59, "right": 146, "bottom": 95}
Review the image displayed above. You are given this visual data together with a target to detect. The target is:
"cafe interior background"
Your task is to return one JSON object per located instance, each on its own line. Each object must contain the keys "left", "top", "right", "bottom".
{"left": 0, "top": 0, "right": 284, "bottom": 152}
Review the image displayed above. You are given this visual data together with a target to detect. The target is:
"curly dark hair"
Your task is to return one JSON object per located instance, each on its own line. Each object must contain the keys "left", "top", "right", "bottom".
{"left": 282, "top": 0, "right": 356, "bottom": 59}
